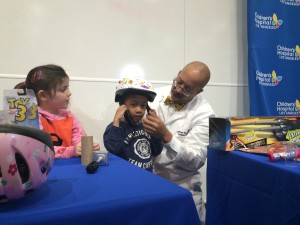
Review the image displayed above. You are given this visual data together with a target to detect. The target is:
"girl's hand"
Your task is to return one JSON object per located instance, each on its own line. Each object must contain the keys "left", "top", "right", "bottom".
{"left": 93, "top": 142, "right": 100, "bottom": 151}
{"left": 75, "top": 143, "right": 82, "bottom": 156}
{"left": 76, "top": 141, "right": 100, "bottom": 155}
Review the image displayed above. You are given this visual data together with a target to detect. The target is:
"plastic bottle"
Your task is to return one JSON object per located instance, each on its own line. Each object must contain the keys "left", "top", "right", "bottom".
{"left": 268, "top": 147, "right": 300, "bottom": 162}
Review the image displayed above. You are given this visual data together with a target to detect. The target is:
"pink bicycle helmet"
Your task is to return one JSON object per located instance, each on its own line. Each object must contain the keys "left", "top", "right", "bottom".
{"left": 0, "top": 124, "right": 54, "bottom": 203}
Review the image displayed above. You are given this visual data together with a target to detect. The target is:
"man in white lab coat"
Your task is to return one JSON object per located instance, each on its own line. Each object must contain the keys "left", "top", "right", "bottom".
{"left": 143, "top": 61, "right": 215, "bottom": 225}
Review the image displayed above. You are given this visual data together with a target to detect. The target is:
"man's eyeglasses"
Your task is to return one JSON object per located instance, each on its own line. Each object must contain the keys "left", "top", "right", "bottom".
{"left": 172, "top": 77, "right": 199, "bottom": 97}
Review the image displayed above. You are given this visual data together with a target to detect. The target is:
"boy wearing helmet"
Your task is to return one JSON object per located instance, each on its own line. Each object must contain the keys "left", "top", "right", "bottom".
{"left": 103, "top": 77, "right": 163, "bottom": 172}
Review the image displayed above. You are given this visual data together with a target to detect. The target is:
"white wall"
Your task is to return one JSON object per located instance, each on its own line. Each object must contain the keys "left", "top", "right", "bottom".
{"left": 0, "top": 0, "right": 249, "bottom": 202}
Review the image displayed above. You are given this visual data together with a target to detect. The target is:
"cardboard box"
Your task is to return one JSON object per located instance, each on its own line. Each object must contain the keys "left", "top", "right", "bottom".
{"left": 209, "top": 116, "right": 300, "bottom": 151}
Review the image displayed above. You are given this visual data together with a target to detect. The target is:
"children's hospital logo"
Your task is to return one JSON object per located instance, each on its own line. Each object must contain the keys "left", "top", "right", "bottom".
{"left": 280, "top": 0, "right": 300, "bottom": 6}
{"left": 256, "top": 70, "right": 282, "bottom": 86}
{"left": 255, "top": 12, "right": 283, "bottom": 29}
{"left": 296, "top": 100, "right": 300, "bottom": 112}
{"left": 277, "top": 100, "right": 300, "bottom": 115}
{"left": 296, "top": 45, "right": 300, "bottom": 59}
{"left": 277, "top": 44, "right": 300, "bottom": 61}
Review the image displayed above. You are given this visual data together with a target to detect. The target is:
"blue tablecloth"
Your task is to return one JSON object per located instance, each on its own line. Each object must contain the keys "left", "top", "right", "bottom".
{"left": 206, "top": 147, "right": 300, "bottom": 225}
{"left": 0, "top": 154, "right": 200, "bottom": 225}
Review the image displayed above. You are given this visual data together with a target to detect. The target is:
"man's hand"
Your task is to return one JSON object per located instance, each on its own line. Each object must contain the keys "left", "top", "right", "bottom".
{"left": 143, "top": 109, "right": 173, "bottom": 143}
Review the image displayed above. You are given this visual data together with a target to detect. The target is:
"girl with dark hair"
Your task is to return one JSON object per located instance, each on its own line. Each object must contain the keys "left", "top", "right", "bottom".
{"left": 15, "top": 64, "right": 100, "bottom": 158}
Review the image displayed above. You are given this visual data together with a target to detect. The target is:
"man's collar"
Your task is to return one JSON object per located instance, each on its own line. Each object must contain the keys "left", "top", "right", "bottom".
{"left": 164, "top": 96, "right": 186, "bottom": 111}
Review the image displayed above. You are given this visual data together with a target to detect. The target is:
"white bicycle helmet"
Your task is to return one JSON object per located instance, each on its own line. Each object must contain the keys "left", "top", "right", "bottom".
{"left": 0, "top": 124, "right": 54, "bottom": 203}
{"left": 115, "top": 77, "right": 156, "bottom": 102}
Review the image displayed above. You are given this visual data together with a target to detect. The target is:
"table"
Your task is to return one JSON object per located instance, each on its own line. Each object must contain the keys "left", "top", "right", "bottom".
{"left": 0, "top": 154, "right": 200, "bottom": 225}
{"left": 206, "top": 147, "right": 300, "bottom": 225}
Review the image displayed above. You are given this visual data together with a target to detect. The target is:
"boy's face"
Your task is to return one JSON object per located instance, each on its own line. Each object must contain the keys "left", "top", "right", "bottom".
{"left": 123, "top": 94, "right": 148, "bottom": 124}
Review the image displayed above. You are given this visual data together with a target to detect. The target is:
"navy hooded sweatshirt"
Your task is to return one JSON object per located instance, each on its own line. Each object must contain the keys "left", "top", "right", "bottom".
{"left": 103, "top": 121, "right": 163, "bottom": 172}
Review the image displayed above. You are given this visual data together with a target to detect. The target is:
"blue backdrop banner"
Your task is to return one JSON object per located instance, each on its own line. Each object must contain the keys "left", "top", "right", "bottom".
{"left": 248, "top": 0, "right": 300, "bottom": 116}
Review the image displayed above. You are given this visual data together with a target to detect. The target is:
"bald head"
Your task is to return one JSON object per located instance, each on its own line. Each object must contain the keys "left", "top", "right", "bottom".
{"left": 171, "top": 61, "right": 211, "bottom": 104}
{"left": 181, "top": 61, "right": 211, "bottom": 90}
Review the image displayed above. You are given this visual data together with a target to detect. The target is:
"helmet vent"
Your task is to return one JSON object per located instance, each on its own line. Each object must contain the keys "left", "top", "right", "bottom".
{"left": 41, "top": 167, "right": 46, "bottom": 174}
{"left": 15, "top": 153, "right": 30, "bottom": 184}
{"left": 0, "top": 195, "right": 8, "bottom": 203}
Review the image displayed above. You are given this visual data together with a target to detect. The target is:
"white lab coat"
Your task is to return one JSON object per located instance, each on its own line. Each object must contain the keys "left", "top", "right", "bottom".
{"left": 150, "top": 85, "right": 216, "bottom": 225}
